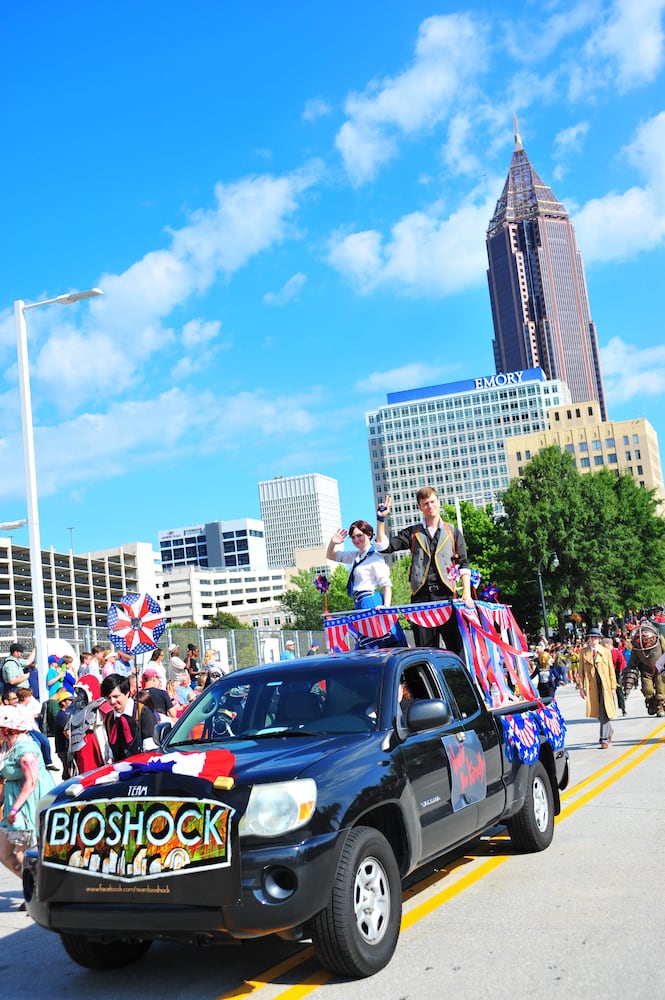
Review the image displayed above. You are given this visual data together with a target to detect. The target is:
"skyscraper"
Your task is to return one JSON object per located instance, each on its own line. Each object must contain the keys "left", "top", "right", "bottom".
{"left": 486, "top": 119, "right": 607, "bottom": 419}
{"left": 258, "top": 473, "right": 341, "bottom": 568}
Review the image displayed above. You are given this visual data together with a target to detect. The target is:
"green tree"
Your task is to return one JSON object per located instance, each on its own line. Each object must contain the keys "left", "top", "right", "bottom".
{"left": 326, "top": 564, "right": 355, "bottom": 613}
{"left": 205, "top": 611, "right": 248, "bottom": 630}
{"left": 172, "top": 620, "right": 198, "bottom": 629}
{"left": 497, "top": 446, "right": 665, "bottom": 636}
{"left": 497, "top": 447, "right": 590, "bottom": 634}
{"left": 444, "top": 501, "right": 500, "bottom": 592}
{"left": 389, "top": 553, "right": 412, "bottom": 605}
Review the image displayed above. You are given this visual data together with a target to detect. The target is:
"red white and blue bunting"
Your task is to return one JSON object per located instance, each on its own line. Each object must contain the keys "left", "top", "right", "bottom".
{"left": 324, "top": 600, "right": 567, "bottom": 761}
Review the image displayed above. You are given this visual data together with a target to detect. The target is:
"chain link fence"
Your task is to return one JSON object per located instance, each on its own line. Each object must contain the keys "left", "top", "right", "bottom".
{"left": 0, "top": 626, "right": 327, "bottom": 672}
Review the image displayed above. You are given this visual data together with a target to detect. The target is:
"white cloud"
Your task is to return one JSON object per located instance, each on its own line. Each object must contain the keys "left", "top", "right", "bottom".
{"left": 263, "top": 272, "right": 307, "bottom": 306}
{"left": 335, "top": 13, "right": 489, "bottom": 184}
{"left": 303, "top": 97, "right": 332, "bottom": 122}
{"left": 442, "top": 113, "right": 482, "bottom": 177}
{"left": 327, "top": 182, "right": 500, "bottom": 296}
{"left": 552, "top": 120, "right": 590, "bottom": 179}
{"left": 573, "top": 112, "right": 665, "bottom": 262}
{"left": 355, "top": 363, "right": 453, "bottom": 394}
{"left": 601, "top": 335, "right": 665, "bottom": 404}
{"left": 588, "top": 0, "right": 665, "bottom": 92}
{"left": 182, "top": 318, "right": 222, "bottom": 348}
{"left": 8, "top": 164, "right": 321, "bottom": 407}
{"left": 0, "top": 385, "right": 329, "bottom": 502}
{"left": 503, "top": 2, "right": 599, "bottom": 63}
{"left": 554, "top": 121, "right": 590, "bottom": 157}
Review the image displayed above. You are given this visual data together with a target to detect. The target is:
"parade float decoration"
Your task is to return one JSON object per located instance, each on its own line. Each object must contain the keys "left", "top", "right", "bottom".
{"left": 324, "top": 598, "right": 566, "bottom": 762}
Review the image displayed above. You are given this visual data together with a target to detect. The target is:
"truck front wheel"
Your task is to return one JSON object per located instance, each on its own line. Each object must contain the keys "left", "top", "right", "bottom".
{"left": 310, "top": 825, "right": 401, "bottom": 978}
{"left": 507, "top": 760, "right": 554, "bottom": 851}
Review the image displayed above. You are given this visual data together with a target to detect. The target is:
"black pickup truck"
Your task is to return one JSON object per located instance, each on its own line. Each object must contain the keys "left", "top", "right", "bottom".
{"left": 24, "top": 646, "right": 568, "bottom": 978}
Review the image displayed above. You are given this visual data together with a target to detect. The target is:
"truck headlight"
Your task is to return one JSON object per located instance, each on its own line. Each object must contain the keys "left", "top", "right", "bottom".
{"left": 239, "top": 779, "right": 317, "bottom": 838}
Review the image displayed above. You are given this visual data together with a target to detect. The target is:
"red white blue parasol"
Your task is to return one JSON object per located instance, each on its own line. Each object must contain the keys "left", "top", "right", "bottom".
{"left": 107, "top": 592, "right": 166, "bottom": 656}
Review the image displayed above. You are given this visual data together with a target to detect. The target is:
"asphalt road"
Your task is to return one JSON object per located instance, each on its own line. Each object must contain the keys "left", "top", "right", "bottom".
{"left": 1, "top": 682, "right": 663, "bottom": 1000}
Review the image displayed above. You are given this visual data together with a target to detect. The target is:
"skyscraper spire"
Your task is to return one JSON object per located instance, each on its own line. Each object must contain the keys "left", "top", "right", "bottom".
{"left": 513, "top": 114, "right": 522, "bottom": 151}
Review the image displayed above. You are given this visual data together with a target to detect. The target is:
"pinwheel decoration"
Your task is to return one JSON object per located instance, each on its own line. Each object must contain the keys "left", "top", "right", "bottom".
{"left": 107, "top": 592, "right": 166, "bottom": 656}
{"left": 480, "top": 582, "right": 499, "bottom": 603}
{"left": 314, "top": 573, "right": 330, "bottom": 613}
{"left": 470, "top": 568, "right": 481, "bottom": 600}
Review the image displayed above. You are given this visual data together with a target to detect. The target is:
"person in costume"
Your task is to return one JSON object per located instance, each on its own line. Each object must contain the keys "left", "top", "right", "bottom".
{"left": 327, "top": 520, "right": 392, "bottom": 610}
{"left": 625, "top": 619, "right": 665, "bottom": 717}
{"left": 374, "top": 487, "right": 473, "bottom": 647}
{"left": 0, "top": 706, "right": 56, "bottom": 879}
{"left": 577, "top": 627, "right": 617, "bottom": 748}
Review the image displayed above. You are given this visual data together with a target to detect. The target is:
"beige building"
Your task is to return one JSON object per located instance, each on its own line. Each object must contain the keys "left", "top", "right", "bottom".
{"left": 504, "top": 401, "right": 664, "bottom": 502}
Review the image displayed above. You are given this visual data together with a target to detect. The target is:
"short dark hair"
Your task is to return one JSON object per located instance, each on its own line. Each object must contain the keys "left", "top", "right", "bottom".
{"left": 348, "top": 519, "right": 374, "bottom": 540}
{"left": 9, "top": 643, "right": 25, "bottom": 654}
{"left": 101, "top": 673, "right": 131, "bottom": 697}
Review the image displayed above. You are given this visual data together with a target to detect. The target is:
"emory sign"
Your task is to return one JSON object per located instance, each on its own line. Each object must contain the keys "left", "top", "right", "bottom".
{"left": 473, "top": 371, "right": 525, "bottom": 389}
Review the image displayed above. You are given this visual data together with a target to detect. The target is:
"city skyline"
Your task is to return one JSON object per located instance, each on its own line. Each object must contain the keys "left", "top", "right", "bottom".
{"left": 2, "top": 2, "right": 664, "bottom": 555}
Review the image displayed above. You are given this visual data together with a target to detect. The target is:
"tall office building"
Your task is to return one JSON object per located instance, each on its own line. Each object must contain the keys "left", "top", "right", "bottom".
{"left": 158, "top": 519, "right": 267, "bottom": 572}
{"left": 367, "top": 367, "right": 570, "bottom": 528}
{"left": 258, "top": 474, "right": 341, "bottom": 568}
{"left": 486, "top": 119, "right": 607, "bottom": 419}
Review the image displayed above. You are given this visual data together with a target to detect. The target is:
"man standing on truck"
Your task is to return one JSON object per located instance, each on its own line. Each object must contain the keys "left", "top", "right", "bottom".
{"left": 374, "top": 487, "right": 474, "bottom": 648}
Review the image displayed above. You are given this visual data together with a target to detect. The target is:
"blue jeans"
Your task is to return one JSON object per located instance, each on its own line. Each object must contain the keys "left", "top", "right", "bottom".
{"left": 29, "top": 729, "right": 53, "bottom": 766}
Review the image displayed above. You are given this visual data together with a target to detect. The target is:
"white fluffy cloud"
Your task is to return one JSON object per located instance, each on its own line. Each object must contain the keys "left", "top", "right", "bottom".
{"left": 303, "top": 97, "right": 332, "bottom": 122}
{"left": 335, "top": 13, "right": 489, "bottom": 185}
{"left": 263, "top": 273, "right": 307, "bottom": 306}
{"left": 355, "top": 362, "right": 455, "bottom": 395}
{"left": 0, "top": 385, "right": 329, "bottom": 502}
{"left": 588, "top": 0, "right": 665, "bottom": 92}
{"left": 601, "top": 335, "right": 665, "bottom": 404}
{"left": 23, "top": 165, "right": 321, "bottom": 406}
{"left": 327, "top": 183, "right": 500, "bottom": 296}
{"left": 573, "top": 112, "right": 665, "bottom": 262}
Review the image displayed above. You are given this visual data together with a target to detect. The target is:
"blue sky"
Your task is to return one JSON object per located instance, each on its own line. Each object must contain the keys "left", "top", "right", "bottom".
{"left": 1, "top": 0, "right": 664, "bottom": 556}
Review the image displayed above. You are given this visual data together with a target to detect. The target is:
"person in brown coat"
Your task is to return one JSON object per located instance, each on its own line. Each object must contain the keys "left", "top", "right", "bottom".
{"left": 578, "top": 627, "right": 617, "bottom": 748}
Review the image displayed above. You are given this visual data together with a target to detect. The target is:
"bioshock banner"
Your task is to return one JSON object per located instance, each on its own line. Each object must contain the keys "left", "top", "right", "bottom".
{"left": 42, "top": 796, "right": 234, "bottom": 882}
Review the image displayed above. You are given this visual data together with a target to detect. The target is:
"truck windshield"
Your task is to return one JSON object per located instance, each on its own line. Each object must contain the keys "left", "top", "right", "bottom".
{"left": 166, "top": 663, "right": 383, "bottom": 745}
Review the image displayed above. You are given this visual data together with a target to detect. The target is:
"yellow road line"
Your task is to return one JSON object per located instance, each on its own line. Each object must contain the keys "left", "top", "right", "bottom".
{"left": 215, "top": 729, "right": 665, "bottom": 999}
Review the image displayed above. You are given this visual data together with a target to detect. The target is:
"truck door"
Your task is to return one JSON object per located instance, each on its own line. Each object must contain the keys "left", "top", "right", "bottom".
{"left": 397, "top": 658, "right": 480, "bottom": 862}
{"left": 436, "top": 654, "right": 506, "bottom": 829}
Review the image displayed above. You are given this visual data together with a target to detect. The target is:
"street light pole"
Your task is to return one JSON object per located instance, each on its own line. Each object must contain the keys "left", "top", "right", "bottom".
{"left": 14, "top": 288, "right": 102, "bottom": 701}
{"left": 536, "top": 551, "right": 559, "bottom": 641}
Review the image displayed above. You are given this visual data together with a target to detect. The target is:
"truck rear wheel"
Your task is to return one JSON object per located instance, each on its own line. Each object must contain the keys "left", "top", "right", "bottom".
{"left": 507, "top": 761, "right": 554, "bottom": 852}
{"left": 310, "top": 825, "right": 401, "bottom": 978}
{"left": 61, "top": 933, "right": 152, "bottom": 970}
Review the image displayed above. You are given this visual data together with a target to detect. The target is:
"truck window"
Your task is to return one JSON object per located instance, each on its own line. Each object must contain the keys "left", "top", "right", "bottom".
{"left": 438, "top": 660, "right": 481, "bottom": 720}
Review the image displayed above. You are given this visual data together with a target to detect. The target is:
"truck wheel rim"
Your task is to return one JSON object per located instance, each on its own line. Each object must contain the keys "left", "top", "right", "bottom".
{"left": 353, "top": 855, "right": 390, "bottom": 944}
{"left": 533, "top": 776, "right": 549, "bottom": 831}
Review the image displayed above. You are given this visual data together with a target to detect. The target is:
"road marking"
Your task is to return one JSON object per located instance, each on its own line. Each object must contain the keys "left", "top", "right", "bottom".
{"left": 214, "top": 726, "right": 665, "bottom": 999}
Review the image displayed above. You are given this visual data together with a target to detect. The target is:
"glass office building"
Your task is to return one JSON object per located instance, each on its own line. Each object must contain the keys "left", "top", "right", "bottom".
{"left": 486, "top": 120, "right": 606, "bottom": 419}
{"left": 366, "top": 368, "right": 569, "bottom": 529}
{"left": 158, "top": 519, "right": 267, "bottom": 572}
